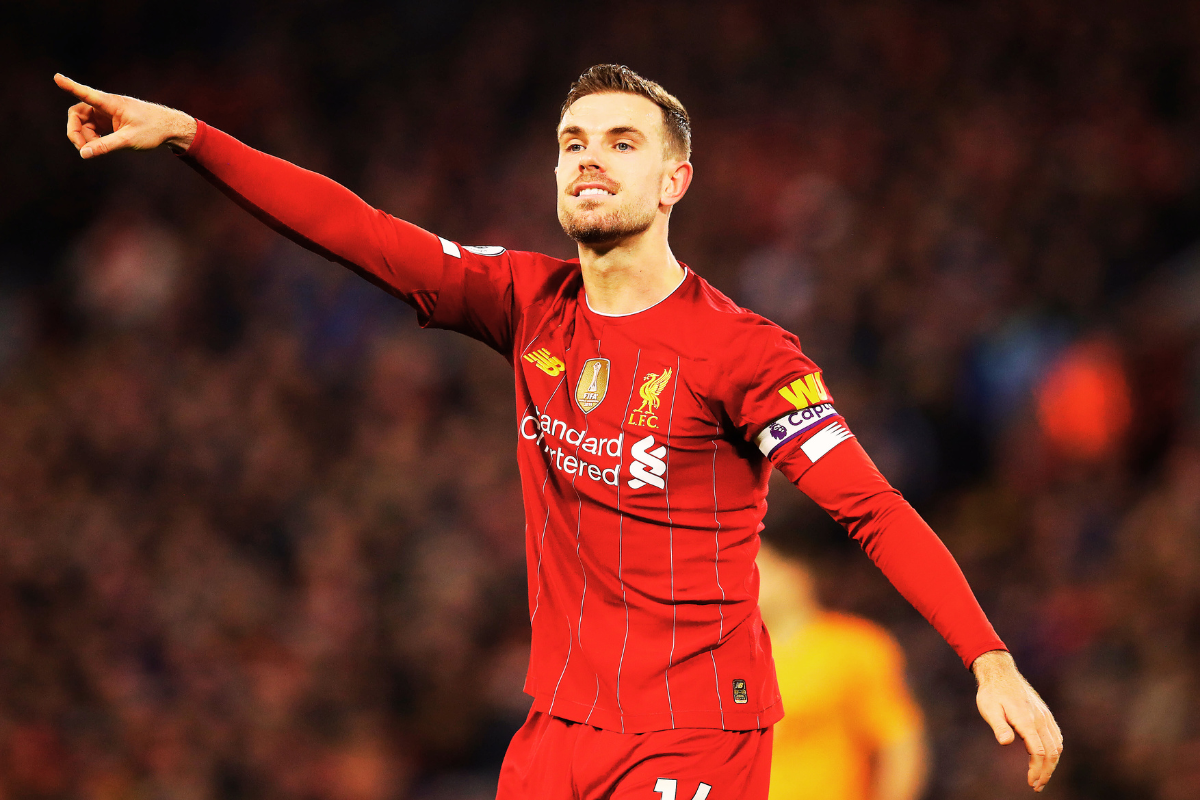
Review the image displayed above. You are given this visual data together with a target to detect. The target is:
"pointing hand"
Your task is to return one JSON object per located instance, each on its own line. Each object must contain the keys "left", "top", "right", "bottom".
{"left": 55, "top": 73, "right": 196, "bottom": 159}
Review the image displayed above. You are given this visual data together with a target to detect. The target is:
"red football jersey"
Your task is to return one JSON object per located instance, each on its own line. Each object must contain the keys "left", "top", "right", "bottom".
{"left": 181, "top": 120, "right": 1006, "bottom": 738}
{"left": 427, "top": 242, "right": 833, "bottom": 733}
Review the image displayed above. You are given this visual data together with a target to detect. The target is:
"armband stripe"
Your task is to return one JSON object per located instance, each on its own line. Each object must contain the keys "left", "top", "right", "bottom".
{"left": 438, "top": 236, "right": 461, "bottom": 258}
{"left": 800, "top": 421, "right": 854, "bottom": 463}
{"left": 754, "top": 403, "right": 838, "bottom": 456}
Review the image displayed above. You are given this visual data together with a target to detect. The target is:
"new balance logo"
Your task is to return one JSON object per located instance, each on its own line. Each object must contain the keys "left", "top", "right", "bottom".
{"left": 524, "top": 348, "right": 566, "bottom": 376}
{"left": 628, "top": 434, "right": 666, "bottom": 490}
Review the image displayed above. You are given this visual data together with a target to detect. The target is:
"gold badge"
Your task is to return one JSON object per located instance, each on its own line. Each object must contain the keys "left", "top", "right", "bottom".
{"left": 628, "top": 367, "right": 673, "bottom": 428}
{"left": 575, "top": 358, "right": 611, "bottom": 413}
{"left": 524, "top": 348, "right": 566, "bottom": 377}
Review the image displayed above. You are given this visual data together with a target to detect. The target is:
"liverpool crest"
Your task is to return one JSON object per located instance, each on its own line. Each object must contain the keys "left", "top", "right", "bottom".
{"left": 636, "top": 367, "right": 673, "bottom": 414}
{"left": 575, "top": 358, "right": 611, "bottom": 413}
{"left": 628, "top": 367, "right": 673, "bottom": 428}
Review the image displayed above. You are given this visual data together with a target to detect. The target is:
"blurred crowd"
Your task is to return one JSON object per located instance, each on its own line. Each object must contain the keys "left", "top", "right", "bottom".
{"left": 4, "top": 1, "right": 1200, "bottom": 798}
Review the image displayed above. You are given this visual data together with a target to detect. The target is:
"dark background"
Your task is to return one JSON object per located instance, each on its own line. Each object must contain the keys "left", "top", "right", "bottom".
{"left": 3, "top": 1, "right": 1200, "bottom": 798}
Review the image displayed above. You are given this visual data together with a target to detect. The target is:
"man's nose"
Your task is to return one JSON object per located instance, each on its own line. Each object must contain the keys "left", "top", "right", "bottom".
{"left": 578, "top": 146, "right": 605, "bottom": 171}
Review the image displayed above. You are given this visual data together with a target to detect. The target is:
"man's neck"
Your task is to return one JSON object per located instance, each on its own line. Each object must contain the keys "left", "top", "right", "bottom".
{"left": 578, "top": 224, "right": 686, "bottom": 316}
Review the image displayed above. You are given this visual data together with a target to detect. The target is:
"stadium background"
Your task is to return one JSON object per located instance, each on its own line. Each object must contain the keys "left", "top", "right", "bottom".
{"left": 3, "top": 1, "right": 1199, "bottom": 797}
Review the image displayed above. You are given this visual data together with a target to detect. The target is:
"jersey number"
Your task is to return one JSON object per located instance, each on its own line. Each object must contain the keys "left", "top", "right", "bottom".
{"left": 654, "top": 778, "right": 712, "bottom": 800}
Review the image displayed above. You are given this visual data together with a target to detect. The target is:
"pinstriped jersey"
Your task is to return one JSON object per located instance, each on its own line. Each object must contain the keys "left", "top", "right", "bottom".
{"left": 182, "top": 122, "right": 1003, "bottom": 729}
{"left": 427, "top": 242, "right": 833, "bottom": 733}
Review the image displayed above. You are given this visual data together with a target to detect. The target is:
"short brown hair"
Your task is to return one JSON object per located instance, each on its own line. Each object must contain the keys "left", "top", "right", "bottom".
{"left": 560, "top": 64, "right": 692, "bottom": 160}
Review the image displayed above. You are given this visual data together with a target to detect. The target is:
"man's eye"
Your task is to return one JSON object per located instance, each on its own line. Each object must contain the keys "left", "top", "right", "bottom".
{"left": 616, "top": 142, "right": 632, "bottom": 151}
{"left": 567, "top": 143, "right": 584, "bottom": 152}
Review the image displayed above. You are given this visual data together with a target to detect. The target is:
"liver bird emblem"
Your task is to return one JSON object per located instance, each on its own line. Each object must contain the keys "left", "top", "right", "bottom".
{"left": 636, "top": 367, "right": 673, "bottom": 414}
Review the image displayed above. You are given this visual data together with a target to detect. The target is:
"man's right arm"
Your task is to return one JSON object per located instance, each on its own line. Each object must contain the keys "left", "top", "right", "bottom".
{"left": 56, "top": 74, "right": 446, "bottom": 320}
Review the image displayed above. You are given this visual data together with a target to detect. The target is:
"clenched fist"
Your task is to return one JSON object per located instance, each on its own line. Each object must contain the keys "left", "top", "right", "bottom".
{"left": 55, "top": 74, "right": 196, "bottom": 159}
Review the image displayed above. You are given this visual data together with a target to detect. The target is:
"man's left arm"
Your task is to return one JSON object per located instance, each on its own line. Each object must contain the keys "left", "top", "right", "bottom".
{"left": 773, "top": 435, "right": 1063, "bottom": 792}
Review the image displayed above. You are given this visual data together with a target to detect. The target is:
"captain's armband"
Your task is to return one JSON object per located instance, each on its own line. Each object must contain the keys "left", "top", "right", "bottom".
{"left": 754, "top": 404, "right": 853, "bottom": 462}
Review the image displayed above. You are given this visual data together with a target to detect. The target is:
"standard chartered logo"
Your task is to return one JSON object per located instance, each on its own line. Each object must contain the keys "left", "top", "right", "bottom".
{"left": 627, "top": 435, "right": 667, "bottom": 490}
{"left": 521, "top": 411, "right": 622, "bottom": 486}
{"left": 519, "top": 411, "right": 669, "bottom": 491}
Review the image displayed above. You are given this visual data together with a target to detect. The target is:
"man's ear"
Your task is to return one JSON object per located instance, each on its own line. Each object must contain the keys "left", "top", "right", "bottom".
{"left": 661, "top": 161, "right": 693, "bottom": 208}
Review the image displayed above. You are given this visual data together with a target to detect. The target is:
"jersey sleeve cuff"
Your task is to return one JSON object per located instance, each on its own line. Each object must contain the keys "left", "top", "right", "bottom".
{"left": 962, "top": 640, "right": 1009, "bottom": 671}
{"left": 177, "top": 118, "right": 210, "bottom": 161}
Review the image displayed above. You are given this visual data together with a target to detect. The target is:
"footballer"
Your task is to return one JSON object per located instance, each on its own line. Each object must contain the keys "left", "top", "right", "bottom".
{"left": 57, "top": 64, "right": 1062, "bottom": 798}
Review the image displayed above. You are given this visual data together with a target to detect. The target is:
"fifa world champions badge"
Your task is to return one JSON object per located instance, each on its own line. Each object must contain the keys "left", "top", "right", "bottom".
{"left": 576, "top": 358, "right": 611, "bottom": 413}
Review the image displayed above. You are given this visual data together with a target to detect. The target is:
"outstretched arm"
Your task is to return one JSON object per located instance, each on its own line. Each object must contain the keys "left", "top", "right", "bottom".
{"left": 775, "top": 437, "right": 1063, "bottom": 792}
{"left": 55, "top": 74, "right": 446, "bottom": 317}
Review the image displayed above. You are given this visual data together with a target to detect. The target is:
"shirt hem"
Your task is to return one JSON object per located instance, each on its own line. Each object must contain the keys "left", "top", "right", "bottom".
{"left": 530, "top": 690, "right": 782, "bottom": 733}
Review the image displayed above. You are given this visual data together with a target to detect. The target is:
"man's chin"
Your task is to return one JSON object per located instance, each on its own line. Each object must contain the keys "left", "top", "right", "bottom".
{"left": 567, "top": 225, "right": 630, "bottom": 245}
{"left": 559, "top": 209, "right": 653, "bottom": 246}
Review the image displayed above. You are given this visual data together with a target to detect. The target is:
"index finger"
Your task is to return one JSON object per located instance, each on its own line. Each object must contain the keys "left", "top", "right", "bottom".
{"left": 54, "top": 74, "right": 116, "bottom": 111}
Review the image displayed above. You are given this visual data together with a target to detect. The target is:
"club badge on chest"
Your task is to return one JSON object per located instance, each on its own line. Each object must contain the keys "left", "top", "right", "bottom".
{"left": 628, "top": 367, "right": 673, "bottom": 429}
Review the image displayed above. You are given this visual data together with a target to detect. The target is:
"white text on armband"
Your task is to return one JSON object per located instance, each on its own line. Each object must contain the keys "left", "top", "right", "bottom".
{"left": 754, "top": 403, "right": 840, "bottom": 457}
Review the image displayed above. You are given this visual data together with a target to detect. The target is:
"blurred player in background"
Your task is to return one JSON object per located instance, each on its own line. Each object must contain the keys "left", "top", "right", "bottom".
{"left": 758, "top": 540, "right": 928, "bottom": 800}
{"left": 55, "top": 64, "right": 1060, "bottom": 799}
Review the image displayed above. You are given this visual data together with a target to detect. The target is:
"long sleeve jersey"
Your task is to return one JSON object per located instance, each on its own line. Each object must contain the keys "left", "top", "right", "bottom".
{"left": 181, "top": 120, "right": 1005, "bottom": 733}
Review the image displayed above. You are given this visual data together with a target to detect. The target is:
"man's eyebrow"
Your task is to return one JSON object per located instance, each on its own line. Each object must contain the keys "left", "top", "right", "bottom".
{"left": 557, "top": 125, "right": 649, "bottom": 140}
{"left": 607, "top": 126, "right": 647, "bottom": 140}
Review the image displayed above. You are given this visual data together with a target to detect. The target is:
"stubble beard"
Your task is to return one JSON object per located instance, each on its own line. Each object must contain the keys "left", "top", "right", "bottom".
{"left": 559, "top": 197, "right": 657, "bottom": 245}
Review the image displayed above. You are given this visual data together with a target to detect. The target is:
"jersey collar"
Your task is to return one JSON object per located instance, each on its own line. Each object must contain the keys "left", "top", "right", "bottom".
{"left": 582, "top": 266, "right": 691, "bottom": 319}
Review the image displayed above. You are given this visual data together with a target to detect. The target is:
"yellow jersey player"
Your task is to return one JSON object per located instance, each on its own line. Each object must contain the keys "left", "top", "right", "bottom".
{"left": 759, "top": 541, "right": 929, "bottom": 800}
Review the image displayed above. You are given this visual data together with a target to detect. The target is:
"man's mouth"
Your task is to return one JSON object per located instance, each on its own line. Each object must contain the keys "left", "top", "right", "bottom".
{"left": 572, "top": 182, "right": 617, "bottom": 197}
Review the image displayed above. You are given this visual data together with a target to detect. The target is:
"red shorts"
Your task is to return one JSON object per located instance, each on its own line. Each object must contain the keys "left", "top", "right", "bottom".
{"left": 496, "top": 709, "right": 773, "bottom": 800}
